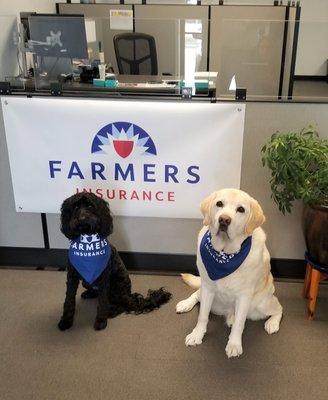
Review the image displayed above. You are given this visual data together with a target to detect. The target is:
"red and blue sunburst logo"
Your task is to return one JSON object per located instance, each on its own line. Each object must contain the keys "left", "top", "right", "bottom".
{"left": 91, "top": 122, "right": 157, "bottom": 159}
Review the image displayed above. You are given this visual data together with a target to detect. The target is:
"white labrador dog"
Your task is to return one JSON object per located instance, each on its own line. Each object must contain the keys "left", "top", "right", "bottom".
{"left": 176, "top": 189, "right": 282, "bottom": 358}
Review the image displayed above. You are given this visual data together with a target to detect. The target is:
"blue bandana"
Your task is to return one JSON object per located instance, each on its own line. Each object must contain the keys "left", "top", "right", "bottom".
{"left": 68, "top": 234, "right": 111, "bottom": 284}
{"left": 200, "top": 230, "right": 252, "bottom": 281}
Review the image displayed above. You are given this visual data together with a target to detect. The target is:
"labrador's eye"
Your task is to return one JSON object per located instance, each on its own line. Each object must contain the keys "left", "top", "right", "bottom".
{"left": 216, "top": 201, "right": 223, "bottom": 207}
{"left": 87, "top": 204, "right": 93, "bottom": 209}
{"left": 237, "top": 206, "right": 245, "bottom": 213}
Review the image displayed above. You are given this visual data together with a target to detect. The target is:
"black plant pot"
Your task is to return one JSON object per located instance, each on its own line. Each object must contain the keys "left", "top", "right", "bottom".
{"left": 302, "top": 204, "right": 328, "bottom": 265}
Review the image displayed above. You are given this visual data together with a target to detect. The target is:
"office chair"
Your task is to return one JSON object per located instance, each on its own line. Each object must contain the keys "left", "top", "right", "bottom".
{"left": 113, "top": 32, "right": 158, "bottom": 75}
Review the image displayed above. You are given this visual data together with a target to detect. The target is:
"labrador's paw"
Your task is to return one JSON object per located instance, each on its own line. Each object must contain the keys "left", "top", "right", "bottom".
{"left": 225, "top": 341, "right": 243, "bottom": 358}
{"left": 176, "top": 299, "right": 194, "bottom": 314}
{"left": 264, "top": 316, "right": 281, "bottom": 334}
{"left": 185, "top": 328, "right": 205, "bottom": 346}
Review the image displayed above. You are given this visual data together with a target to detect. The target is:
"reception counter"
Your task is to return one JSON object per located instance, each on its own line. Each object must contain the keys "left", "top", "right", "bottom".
{"left": 1, "top": 89, "right": 328, "bottom": 278}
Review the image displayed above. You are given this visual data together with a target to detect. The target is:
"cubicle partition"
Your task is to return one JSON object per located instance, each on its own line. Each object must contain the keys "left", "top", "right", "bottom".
{"left": 0, "top": 15, "right": 25, "bottom": 91}
{"left": 280, "top": 5, "right": 296, "bottom": 98}
{"left": 58, "top": 2, "right": 210, "bottom": 78}
{"left": 210, "top": 5, "right": 293, "bottom": 98}
{"left": 58, "top": 2, "right": 298, "bottom": 100}
{"left": 58, "top": 3, "right": 133, "bottom": 74}
{"left": 134, "top": 5, "right": 209, "bottom": 76}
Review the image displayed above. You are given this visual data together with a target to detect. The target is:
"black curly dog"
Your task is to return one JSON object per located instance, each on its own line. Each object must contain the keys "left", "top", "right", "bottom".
{"left": 58, "top": 192, "right": 171, "bottom": 331}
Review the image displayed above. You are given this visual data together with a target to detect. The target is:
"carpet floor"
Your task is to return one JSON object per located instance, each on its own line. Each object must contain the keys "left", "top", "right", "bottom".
{"left": 0, "top": 269, "right": 327, "bottom": 400}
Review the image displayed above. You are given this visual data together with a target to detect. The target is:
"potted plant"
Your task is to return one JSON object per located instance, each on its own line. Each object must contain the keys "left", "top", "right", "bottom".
{"left": 261, "top": 126, "right": 328, "bottom": 265}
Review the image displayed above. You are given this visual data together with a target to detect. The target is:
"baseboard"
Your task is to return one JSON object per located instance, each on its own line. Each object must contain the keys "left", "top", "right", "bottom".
{"left": 294, "top": 75, "right": 327, "bottom": 82}
{"left": 0, "top": 246, "right": 306, "bottom": 279}
{"left": 270, "top": 258, "right": 305, "bottom": 279}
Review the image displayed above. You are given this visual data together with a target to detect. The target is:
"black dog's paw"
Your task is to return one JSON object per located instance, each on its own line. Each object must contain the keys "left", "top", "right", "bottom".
{"left": 81, "top": 289, "right": 98, "bottom": 299}
{"left": 94, "top": 318, "right": 108, "bottom": 331}
{"left": 58, "top": 318, "right": 73, "bottom": 331}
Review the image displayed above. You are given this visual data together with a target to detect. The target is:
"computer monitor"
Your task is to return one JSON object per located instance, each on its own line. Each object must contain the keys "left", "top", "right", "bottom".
{"left": 28, "top": 14, "right": 88, "bottom": 59}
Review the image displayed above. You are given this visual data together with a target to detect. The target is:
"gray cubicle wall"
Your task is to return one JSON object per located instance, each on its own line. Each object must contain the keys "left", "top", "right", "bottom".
{"left": 0, "top": 16, "right": 19, "bottom": 82}
{"left": 58, "top": 3, "right": 295, "bottom": 98}
{"left": 59, "top": 3, "right": 210, "bottom": 77}
{"left": 281, "top": 6, "right": 296, "bottom": 98}
{"left": 58, "top": 3, "right": 133, "bottom": 73}
{"left": 209, "top": 5, "right": 290, "bottom": 98}
{"left": 134, "top": 5, "right": 209, "bottom": 76}
{"left": 1, "top": 100, "right": 328, "bottom": 262}
{"left": 0, "top": 101, "right": 44, "bottom": 248}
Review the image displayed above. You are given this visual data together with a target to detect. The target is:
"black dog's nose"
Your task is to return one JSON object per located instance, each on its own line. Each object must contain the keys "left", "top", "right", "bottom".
{"left": 78, "top": 209, "right": 89, "bottom": 221}
{"left": 219, "top": 215, "right": 231, "bottom": 226}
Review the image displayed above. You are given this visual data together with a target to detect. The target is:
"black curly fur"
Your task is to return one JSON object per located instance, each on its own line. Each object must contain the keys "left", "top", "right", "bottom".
{"left": 60, "top": 192, "right": 113, "bottom": 240}
{"left": 58, "top": 192, "right": 171, "bottom": 331}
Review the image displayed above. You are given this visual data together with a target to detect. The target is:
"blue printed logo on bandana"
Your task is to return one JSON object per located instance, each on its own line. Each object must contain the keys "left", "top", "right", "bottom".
{"left": 68, "top": 234, "right": 111, "bottom": 284}
{"left": 200, "top": 230, "right": 252, "bottom": 281}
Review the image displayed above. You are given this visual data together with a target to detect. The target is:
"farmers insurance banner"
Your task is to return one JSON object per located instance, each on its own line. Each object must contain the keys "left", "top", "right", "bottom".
{"left": 1, "top": 97, "right": 245, "bottom": 218}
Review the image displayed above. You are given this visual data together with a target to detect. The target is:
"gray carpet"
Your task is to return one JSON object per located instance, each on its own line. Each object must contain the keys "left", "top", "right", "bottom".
{"left": 0, "top": 269, "right": 327, "bottom": 400}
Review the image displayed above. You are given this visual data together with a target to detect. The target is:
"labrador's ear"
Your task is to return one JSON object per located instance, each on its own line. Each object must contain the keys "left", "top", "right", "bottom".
{"left": 245, "top": 197, "right": 266, "bottom": 235}
{"left": 200, "top": 192, "right": 216, "bottom": 226}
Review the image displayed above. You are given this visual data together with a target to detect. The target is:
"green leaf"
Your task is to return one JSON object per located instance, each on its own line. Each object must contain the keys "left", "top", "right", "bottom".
{"left": 261, "top": 125, "right": 328, "bottom": 213}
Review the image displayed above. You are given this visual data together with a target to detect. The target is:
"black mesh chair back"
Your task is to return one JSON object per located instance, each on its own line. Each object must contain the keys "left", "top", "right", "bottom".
{"left": 113, "top": 32, "right": 158, "bottom": 75}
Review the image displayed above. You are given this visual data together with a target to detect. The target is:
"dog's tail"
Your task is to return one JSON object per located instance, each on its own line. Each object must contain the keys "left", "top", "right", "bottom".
{"left": 181, "top": 273, "right": 201, "bottom": 289}
{"left": 125, "top": 288, "right": 172, "bottom": 314}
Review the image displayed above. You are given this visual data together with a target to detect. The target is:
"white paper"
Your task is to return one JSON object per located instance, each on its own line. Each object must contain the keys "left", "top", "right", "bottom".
{"left": 109, "top": 9, "right": 133, "bottom": 31}
{"left": 85, "top": 19, "right": 97, "bottom": 43}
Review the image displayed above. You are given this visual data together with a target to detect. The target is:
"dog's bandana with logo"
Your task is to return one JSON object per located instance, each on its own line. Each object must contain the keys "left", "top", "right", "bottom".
{"left": 200, "top": 230, "right": 252, "bottom": 280}
{"left": 68, "top": 234, "right": 111, "bottom": 284}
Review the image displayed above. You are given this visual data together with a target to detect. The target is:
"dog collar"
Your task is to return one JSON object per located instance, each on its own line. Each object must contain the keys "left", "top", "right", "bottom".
{"left": 200, "top": 230, "right": 252, "bottom": 281}
{"left": 68, "top": 233, "right": 111, "bottom": 284}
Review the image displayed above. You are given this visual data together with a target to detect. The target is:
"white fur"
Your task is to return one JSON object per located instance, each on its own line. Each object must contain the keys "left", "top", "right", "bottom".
{"left": 176, "top": 189, "right": 283, "bottom": 358}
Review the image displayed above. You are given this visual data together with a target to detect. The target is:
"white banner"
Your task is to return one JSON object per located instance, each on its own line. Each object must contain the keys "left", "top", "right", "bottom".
{"left": 1, "top": 97, "right": 245, "bottom": 218}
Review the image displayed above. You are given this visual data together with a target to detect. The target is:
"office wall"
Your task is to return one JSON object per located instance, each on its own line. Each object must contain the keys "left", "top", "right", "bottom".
{"left": 210, "top": 6, "right": 286, "bottom": 98}
{"left": 0, "top": 0, "right": 57, "bottom": 16}
{"left": 295, "top": 0, "right": 328, "bottom": 77}
{"left": 281, "top": 6, "right": 296, "bottom": 98}
{"left": 0, "top": 16, "right": 18, "bottom": 81}
{"left": 0, "top": 101, "right": 44, "bottom": 247}
{"left": 0, "top": 1, "right": 57, "bottom": 80}
{"left": 1, "top": 100, "right": 327, "bottom": 259}
{"left": 60, "top": 3, "right": 210, "bottom": 77}
{"left": 135, "top": 5, "right": 209, "bottom": 76}
{"left": 58, "top": 2, "right": 294, "bottom": 96}
{"left": 1, "top": 0, "right": 327, "bottom": 78}
{"left": 62, "top": 0, "right": 328, "bottom": 77}
{"left": 58, "top": 3, "right": 133, "bottom": 74}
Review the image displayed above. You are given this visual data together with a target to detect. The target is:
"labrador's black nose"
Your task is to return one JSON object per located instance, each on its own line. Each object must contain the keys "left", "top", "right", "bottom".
{"left": 219, "top": 215, "right": 231, "bottom": 226}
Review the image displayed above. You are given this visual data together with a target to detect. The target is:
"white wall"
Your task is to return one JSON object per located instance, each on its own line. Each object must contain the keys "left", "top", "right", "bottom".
{"left": 1, "top": 0, "right": 326, "bottom": 77}
{"left": 0, "top": 1, "right": 58, "bottom": 79}
{"left": 296, "top": 0, "right": 328, "bottom": 76}
{"left": 0, "top": 1, "right": 57, "bottom": 16}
